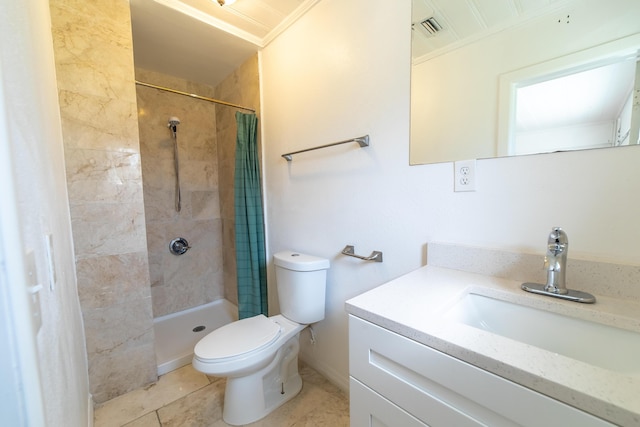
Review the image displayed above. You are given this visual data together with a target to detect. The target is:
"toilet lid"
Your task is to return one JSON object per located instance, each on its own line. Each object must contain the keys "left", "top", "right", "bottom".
{"left": 194, "top": 314, "right": 282, "bottom": 360}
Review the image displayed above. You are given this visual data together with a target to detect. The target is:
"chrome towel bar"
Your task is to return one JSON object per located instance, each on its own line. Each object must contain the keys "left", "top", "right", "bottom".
{"left": 282, "top": 135, "right": 369, "bottom": 161}
{"left": 341, "top": 245, "right": 383, "bottom": 262}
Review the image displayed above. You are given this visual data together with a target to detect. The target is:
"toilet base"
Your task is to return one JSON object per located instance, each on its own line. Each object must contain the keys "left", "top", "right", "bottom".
{"left": 222, "top": 335, "right": 303, "bottom": 425}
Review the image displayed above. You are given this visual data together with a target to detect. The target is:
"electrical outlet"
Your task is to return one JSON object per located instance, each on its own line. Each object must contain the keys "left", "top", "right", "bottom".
{"left": 454, "top": 159, "right": 476, "bottom": 192}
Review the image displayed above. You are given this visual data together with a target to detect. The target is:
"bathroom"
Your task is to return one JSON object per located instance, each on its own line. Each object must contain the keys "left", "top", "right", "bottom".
{"left": 1, "top": 0, "right": 639, "bottom": 426}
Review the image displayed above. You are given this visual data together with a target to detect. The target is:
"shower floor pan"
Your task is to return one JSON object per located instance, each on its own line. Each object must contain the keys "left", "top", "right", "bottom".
{"left": 153, "top": 299, "right": 238, "bottom": 376}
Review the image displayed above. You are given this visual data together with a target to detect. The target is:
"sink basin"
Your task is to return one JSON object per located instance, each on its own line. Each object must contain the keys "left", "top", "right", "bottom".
{"left": 444, "top": 292, "right": 640, "bottom": 375}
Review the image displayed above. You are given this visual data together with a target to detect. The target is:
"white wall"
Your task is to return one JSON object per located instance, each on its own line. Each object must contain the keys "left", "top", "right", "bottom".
{"left": 261, "top": 0, "right": 413, "bottom": 388}
{"left": 261, "top": 0, "right": 640, "bottom": 391}
{"left": 0, "top": 0, "right": 90, "bottom": 425}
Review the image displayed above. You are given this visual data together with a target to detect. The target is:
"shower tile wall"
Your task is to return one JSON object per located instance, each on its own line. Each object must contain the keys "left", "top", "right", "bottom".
{"left": 214, "top": 55, "right": 261, "bottom": 307}
{"left": 135, "top": 54, "right": 260, "bottom": 316}
{"left": 135, "top": 69, "right": 224, "bottom": 317}
{"left": 49, "top": 0, "right": 156, "bottom": 403}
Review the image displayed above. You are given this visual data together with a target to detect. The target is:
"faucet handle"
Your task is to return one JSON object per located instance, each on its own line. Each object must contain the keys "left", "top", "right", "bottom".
{"left": 546, "top": 227, "right": 568, "bottom": 258}
{"left": 548, "top": 227, "right": 568, "bottom": 245}
{"left": 544, "top": 227, "right": 567, "bottom": 271}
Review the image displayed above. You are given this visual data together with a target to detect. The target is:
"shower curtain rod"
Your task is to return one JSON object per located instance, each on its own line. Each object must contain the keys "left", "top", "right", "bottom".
{"left": 135, "top": 80, "right": 256, "bottom": 113}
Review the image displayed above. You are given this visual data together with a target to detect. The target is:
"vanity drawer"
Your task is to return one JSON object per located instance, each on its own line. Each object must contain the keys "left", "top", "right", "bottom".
{"left": 349, "top": 315, "right": 614, "bottom": 427}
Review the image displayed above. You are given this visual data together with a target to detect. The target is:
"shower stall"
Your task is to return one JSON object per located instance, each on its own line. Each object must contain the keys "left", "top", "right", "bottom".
{"left": 133, "top": 59, "right": 260, "bottom": 374}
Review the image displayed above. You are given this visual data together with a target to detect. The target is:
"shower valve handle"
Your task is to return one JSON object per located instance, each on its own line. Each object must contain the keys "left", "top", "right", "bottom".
{"left": 169, "top": 237, "right": 191, "bottom": 255}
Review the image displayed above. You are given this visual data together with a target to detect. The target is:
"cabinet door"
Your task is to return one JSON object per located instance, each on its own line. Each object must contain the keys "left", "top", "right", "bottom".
{"left": 349, "top": 315, "right": 615, "bottom": 427}
{"left": 350, "top": 377, "right": 428, "bottom": 427}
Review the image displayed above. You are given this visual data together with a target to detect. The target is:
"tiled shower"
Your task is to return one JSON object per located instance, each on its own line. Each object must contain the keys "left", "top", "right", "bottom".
{"left": 135, "top": 68, "right": 226, "bottom": 318}
{"left": 49, "top": 0, "right": 260, "bottom": 404}
{"left": 134, "top": 58, "right": 261, "bottom": 317}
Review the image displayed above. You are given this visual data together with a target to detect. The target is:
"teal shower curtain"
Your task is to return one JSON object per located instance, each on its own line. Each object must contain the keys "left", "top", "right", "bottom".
{"left": 234, "top": 112, "right": 268, "bottom": 319}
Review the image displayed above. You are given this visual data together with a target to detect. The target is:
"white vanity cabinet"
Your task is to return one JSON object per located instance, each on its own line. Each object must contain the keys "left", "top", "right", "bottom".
{"left": 349, "top": 315, "right": 614, "bottom": 427}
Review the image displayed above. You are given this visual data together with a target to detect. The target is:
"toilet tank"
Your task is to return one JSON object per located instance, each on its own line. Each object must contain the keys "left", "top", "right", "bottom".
{"left": 274, "top": 251, "right": 330, "bottom": 324}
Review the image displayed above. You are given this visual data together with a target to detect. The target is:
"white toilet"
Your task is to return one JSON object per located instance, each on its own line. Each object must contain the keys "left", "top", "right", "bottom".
{"left": 192, "top": 251, "right": 330, "bottom": 425}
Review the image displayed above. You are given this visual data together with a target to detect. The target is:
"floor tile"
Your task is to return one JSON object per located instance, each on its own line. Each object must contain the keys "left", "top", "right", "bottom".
{"left": 157, "top": 379, "right": 226, "bottom": 427}
{"left": 94, "top": 365, "right": 210, "bottom": 427}
{"left": 246, "top": 369, "right": 349, "bottom": 427}
{"left": 94, "top": 361, "right": 349, "bottom": 427}
{"left": 291, "top": 405, "right": 350, "bottom": 427}
{"left": 122, "top": 412, "right": 161, "bottom": 427}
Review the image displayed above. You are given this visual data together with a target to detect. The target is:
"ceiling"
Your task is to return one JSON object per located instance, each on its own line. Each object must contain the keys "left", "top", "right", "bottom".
{"left": 411, "top": 0, "right": 569, "bottom": 62}
{"left": 129, "top": 0, "right": 318, "bottom": 87}
{"left": 130, "top": 0, "right": 574, "bottom": 88}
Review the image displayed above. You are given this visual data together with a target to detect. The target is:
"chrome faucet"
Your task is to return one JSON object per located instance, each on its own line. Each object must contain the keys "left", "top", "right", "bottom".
{"left": 543, "top": 227, "right": 568, "bottom": 294}
{"left": 522, "top": 227, "right": 596, "bottom": 303}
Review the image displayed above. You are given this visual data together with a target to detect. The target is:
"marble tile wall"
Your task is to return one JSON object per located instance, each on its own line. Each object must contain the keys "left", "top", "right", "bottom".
{"left": 49, "top": 0, "right": 156, "bottom": 403}
{"left": 135, "top": 69, "right": 225, "bottom": 317}
{"left": 214, "top": 55, "right": 261, "bottom": 306}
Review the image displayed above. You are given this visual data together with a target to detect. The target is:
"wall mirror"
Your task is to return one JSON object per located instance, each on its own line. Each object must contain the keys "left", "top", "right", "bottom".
{"left": 410, "top": 0, "right": 640, "bottom": 165}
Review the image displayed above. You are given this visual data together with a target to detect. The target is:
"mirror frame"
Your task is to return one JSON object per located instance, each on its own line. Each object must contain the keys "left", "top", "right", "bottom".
{"left": 497, "top": 33, "right": 640, "bottom": 157}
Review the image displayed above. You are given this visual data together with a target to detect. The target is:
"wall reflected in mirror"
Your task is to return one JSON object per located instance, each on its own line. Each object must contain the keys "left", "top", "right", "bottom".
{"left": 410, "top": 0, "right": 640, "bottom": 165}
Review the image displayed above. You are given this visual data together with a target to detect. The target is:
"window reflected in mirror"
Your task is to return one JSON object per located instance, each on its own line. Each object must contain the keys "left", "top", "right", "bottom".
{"left": 512, "top": 58, "right": 638, "bottom": 156}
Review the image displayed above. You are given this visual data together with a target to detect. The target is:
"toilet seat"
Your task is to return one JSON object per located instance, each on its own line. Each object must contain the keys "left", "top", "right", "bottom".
{"left": 194, "top": 314, "right": 282, "bottom": 361}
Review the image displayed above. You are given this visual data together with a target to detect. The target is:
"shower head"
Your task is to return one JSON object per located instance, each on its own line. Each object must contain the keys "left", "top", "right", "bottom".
{"left": 168, "top": 116, "right": 180, "bottom": 137}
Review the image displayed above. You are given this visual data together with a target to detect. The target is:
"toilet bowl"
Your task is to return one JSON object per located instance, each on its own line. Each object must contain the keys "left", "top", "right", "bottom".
{"left": 193, "top": 314, "right": 305, "bottom": 425}
{"left": 192, "top": 251, "right": 329, "bottom": 425}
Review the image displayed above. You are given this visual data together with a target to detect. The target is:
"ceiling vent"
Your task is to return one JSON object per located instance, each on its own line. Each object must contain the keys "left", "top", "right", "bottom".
{"left": 420, "top": 17, "right": 442, "bottom": 36}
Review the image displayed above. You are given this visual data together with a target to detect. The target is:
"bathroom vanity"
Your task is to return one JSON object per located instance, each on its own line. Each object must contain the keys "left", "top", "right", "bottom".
{"left": 346, "top": 265, "right": 640, "bottom": 426}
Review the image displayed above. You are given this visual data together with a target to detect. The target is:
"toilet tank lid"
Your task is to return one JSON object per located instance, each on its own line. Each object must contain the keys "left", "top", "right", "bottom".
{"left": 274, "top": 251, "right": 330, "bottom": 271}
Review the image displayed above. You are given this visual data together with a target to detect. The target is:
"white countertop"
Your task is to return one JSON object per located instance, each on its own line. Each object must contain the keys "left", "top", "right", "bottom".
{"left": 345, "top": 265, "right": 640, "bottom": 426}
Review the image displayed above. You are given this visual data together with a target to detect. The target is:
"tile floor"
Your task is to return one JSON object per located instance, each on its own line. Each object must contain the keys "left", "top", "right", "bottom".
{"left": 94, "top": 363, "right": 350, "bottom": 427}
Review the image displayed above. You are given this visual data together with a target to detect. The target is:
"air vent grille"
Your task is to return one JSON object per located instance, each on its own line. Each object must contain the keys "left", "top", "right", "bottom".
{"left": 420, "top": 17, "right": 442, "bottom": 35}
